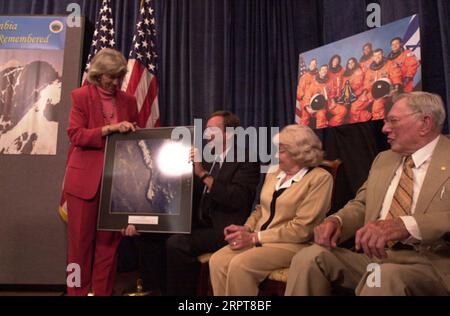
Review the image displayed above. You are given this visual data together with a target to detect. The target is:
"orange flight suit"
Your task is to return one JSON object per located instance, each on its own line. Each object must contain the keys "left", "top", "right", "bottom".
{"left": 296, "top": 70, "right": 317, "bottom": 122}
{"left": 303, "top": 75, "right": 346, "bottom": 128}
{"left": 363, "top": 59, "right": 402, "bottom": 120}
{"left": 341, "top": 67, "right": 372, "bottom": 124}
{"left": 388, "top": 49, "right": 419, "bottom": 92}
{"left": 359, "top": 54, "right": 373, "bottom": 73}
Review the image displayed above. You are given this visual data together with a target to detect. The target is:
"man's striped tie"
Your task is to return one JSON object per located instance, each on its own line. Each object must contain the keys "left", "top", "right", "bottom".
{"left": 387, "top": 156, "right": 415, "bottom": 219}
{"left": 386, "top": 156, "right": 414, "bottom": 248}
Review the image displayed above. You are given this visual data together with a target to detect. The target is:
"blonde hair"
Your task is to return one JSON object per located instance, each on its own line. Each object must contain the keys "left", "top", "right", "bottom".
{"left": 87, "top": 48, "right": 127, "bottom": 84}
{"left": 275, "top": 124, "right": 324, "bottom": 167}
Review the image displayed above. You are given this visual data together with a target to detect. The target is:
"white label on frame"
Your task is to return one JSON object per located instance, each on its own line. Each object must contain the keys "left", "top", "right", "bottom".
{"left": 128, "top": 216, "right": 159, "bottom": 225}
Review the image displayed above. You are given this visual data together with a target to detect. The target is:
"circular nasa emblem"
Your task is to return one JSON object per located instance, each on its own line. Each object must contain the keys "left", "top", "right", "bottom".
{"left": 49, "top": 20, "right": 64, "bottom": 33}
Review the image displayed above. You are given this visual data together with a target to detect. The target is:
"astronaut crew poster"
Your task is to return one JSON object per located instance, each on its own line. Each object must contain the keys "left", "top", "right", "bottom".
{"left": 295, "top": 15, "right": 421, "bottom": 129}
{"left": 0, "top": 16, "right": 66, "bottom": 155}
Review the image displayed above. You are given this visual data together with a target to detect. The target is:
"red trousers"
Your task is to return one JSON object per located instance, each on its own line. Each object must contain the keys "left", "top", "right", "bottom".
{"left": 66, "top": 192, "right": 121, "bottom": 296}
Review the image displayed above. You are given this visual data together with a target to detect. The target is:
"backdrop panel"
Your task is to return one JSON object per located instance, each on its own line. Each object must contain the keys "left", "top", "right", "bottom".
{"left": 0, "top": 16, "right": 84, "bottom": 285}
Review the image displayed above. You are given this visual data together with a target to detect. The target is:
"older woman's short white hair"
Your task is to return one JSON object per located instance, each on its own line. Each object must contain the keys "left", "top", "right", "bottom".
{"left": 87, "top": 48, "right": 127, "bottom": 84}
{"left": 274, "top": 124, "right": 323, "bottom": 167}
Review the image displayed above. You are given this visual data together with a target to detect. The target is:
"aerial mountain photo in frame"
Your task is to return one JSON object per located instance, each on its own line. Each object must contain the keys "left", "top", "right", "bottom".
{"left": 98, "top": 126, "right": 194, "bottom": 233}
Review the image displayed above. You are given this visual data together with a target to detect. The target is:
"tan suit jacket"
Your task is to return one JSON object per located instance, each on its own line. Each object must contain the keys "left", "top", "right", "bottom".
{"left": 336, "top": 135, "right": 450, "bottom": 291}
{"left": 245, "top": 166, "right": 333, "bottom": 253}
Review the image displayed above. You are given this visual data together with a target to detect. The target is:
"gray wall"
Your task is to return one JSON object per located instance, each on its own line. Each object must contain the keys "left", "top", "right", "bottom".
{"left": 0, "top": 17, "right": 84, "bottom": 284}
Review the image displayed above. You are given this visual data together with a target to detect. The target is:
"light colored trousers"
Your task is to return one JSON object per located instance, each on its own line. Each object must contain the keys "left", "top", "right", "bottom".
{"left": 209, "top": 245, "right": 296, "bottom": 296}
{"left": 285, "top": 244, "right": 449, "bottom": 296}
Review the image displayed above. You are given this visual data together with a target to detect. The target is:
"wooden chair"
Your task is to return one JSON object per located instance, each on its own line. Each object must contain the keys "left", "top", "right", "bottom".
{"left": 196, "top": 159, "right": 342, "bottom": 296}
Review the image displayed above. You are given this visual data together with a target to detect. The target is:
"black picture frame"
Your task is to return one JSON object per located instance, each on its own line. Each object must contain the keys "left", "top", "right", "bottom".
{"left": 98, "top": 126, "right": 194, "bottom": 233}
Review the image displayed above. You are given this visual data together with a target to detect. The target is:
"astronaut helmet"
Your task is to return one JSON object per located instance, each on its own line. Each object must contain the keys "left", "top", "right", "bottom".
{"left": 371, "top": 78, "right": 392, "bottom": 99}
{"left": 309, "top": 93, "right": 327, "bottom": 111}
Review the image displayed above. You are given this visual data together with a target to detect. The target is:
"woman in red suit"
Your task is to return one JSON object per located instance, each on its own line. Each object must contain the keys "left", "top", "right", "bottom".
{"left": 64, "top": 48, "right": 138, "bottom": 296}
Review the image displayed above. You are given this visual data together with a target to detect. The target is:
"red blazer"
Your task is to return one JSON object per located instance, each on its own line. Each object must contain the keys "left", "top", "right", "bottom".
{"left": 64, "top": 84, "right": 139, "bottom": 200}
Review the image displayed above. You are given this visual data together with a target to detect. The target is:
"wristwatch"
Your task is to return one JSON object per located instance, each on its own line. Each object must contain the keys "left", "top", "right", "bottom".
{"left": 200, "top": 172, "right": 210, "bottom": 181}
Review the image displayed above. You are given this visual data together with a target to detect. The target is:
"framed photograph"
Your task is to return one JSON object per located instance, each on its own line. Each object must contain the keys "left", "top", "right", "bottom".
{"left": 98, "top": 126, "right": 194, "bottom": 233}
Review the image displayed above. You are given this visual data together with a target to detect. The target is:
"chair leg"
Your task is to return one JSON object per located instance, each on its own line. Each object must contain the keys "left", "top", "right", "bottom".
{"left": 197, "top": 262, "right": 213, "bottom": 296}
{"left": 258, "top": 279, "right": 286, "bottom": 296}
{"left": 123, "top": 278, "right": 151, "bottom": 296}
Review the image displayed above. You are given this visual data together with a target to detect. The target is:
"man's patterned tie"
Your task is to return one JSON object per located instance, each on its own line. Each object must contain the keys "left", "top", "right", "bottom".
{"left": 386, "top": 156, "right": 414, "bottom": 248}
{"left": 386, "top": 156, "right": 415, "bottom": 219}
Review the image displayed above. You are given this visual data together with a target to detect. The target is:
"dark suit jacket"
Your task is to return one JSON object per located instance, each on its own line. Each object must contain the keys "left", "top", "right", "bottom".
{"left": 64, "top": 84, "right": 138, "bottom": 200}
{"left": 193, "top": 147, "right": 260, "bottom": 230}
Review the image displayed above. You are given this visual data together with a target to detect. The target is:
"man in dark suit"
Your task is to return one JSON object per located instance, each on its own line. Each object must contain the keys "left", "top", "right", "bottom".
{"left": 134, "top": 111, "right": 260, "bottom": 295}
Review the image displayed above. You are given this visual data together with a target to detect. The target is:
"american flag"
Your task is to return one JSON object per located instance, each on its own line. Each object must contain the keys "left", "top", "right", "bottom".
{"left": 82, "top": 0, "right": 116, "bottom": 83}
{"left": 298, "top": 55, "right": 307, "bottom": 78}
{"left": 295, "top": 55, "right": 307, "bottom": 124}
{"left": 121, "top": 0, "right": 160, "bottom": 128}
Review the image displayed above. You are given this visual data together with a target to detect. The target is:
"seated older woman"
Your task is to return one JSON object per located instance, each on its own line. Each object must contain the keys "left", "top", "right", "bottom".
{"left": 209, "top": 124, "right": 333, "bottom": 296}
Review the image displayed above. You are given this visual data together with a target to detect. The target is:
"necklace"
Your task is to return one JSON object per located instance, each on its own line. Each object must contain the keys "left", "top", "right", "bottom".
{"left": 97, "top": 85, "right": 116, "bottom": 125}
{"left": 102, "top": 111, "right": 114, "bottom": 125}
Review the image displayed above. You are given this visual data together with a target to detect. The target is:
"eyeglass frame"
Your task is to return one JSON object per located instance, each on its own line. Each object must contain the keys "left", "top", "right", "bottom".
{"left": 383, "top": 111, "right": 422, "bottom": 126}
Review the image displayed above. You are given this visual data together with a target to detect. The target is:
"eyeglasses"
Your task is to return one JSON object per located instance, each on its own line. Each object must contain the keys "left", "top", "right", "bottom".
{"left": 383, "top": 111, "right": 421, "bottom": 126}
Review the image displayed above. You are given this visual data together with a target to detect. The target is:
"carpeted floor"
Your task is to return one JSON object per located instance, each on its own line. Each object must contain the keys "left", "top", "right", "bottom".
{"left": 0, "top": 270, "right": 140, "bottom": 296}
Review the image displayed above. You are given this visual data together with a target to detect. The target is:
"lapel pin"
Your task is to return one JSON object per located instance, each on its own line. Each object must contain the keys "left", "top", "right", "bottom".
{"left": 441, "top": 166, "right": 446, "bottom": 171}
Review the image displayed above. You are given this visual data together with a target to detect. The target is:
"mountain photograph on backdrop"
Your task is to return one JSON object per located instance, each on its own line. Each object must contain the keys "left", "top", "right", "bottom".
{"left": 0, "top": 51, "right": 64, "bottom": 155}
{"left": 0, "top": 16, "right": 66, "bottom": 155}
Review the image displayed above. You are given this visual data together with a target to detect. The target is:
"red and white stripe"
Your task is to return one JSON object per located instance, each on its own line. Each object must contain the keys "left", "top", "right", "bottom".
{"left": 122, "top": 59, "right": 160, "bottom": 128}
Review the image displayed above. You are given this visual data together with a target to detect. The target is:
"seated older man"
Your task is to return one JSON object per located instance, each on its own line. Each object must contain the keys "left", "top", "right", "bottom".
{"left": 285, "top": 91, "right": 450, "bottom": 296}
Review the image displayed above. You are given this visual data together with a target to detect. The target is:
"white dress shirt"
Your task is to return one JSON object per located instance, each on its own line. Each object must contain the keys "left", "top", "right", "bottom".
{"left": 332, "top": 136, "right": 440, "bottom": 242}
{"left": 379, "top": 135, "right": 440, "bottom": 240}
{"left": 204, "top": 146, "right": 232, "bottom": 194}
{"left": 275, "top": 167, "right": 309, "bottom": 191}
